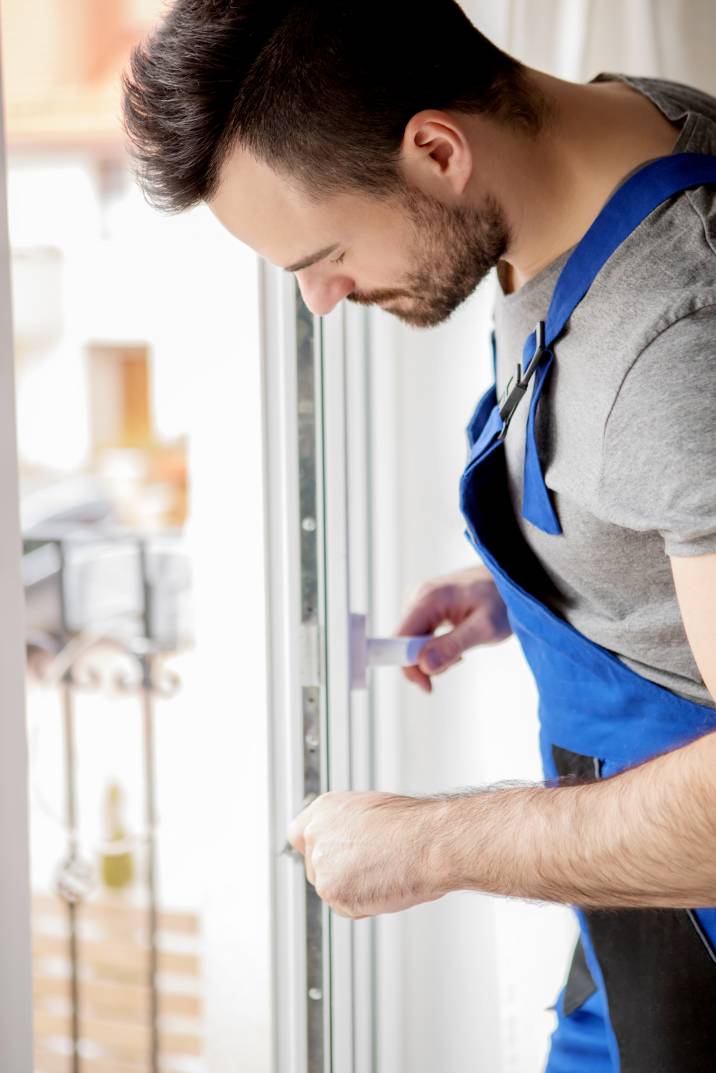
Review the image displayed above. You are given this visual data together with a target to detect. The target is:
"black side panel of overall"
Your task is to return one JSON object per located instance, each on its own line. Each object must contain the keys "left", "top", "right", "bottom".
{"left": 552, "top": 745, "right": 716, "bottom": 1073}
{"left": 554, "top": 745, "right": 599, "bottom": 1017}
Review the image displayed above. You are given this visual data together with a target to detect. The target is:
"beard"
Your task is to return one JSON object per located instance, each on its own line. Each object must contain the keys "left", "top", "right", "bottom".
{"left": 346, "top": 184, "right": 511, "bottom": 328}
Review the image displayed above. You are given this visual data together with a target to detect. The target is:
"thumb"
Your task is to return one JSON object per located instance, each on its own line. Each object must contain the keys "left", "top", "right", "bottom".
{"left": 418, "top": 627, "right": 470, "bottom": 674}
{"left": 286, "top": 815, "right": 307, "bottom": 855}
{"left": 286, "top": 800, "right": 315, "bottom": 854}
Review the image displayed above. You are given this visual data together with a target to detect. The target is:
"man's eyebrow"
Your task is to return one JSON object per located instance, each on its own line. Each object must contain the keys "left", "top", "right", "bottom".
{"left": 283, "top": 243, "right": 340, "bottom": 273}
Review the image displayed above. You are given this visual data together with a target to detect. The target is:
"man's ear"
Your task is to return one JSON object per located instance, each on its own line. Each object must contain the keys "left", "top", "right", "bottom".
{"left": 400, "top": 109, "right": 473, "bottom": 196}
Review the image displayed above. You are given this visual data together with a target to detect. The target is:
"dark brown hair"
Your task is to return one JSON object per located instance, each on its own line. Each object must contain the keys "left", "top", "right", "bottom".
{"left": 121, "top": 0, "right": 545, "bottom": 213}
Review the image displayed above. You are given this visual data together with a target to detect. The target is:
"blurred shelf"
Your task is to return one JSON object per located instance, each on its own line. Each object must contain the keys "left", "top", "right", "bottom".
{"left": 2, "top": 0, "right": 163, "bottom": 155}
{"left": 33, "top": 890, "right": 203, "bottom": 1071}
{"left": 6, "top": 91, "right": 129, "bottom": 155}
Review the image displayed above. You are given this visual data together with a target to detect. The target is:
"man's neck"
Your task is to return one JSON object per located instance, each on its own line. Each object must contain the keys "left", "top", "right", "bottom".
{"left": 469, "top": 68, "right": 685, "bottom": 296}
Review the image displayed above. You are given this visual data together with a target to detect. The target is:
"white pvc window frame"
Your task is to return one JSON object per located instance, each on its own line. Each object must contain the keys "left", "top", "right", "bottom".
{"left": 260, "top": 264, "right": 375, "bottom": 1073}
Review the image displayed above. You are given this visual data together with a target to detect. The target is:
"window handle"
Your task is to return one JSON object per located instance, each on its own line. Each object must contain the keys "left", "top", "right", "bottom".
{"left": 350, "top": 612, "right": 431, "bottom": 690}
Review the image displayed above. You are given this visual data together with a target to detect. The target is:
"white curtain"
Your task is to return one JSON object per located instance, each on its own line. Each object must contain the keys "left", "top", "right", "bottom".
{"left": 501, "top": 0, "right": 716, "bottom": 89}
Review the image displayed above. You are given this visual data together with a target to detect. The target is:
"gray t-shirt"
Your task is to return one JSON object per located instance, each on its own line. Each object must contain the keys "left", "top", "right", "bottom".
{"left": 492, "top": 71, "right": 716, "bottom": 708}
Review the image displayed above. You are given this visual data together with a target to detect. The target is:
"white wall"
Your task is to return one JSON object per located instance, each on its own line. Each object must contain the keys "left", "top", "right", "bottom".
{"left": 370, "top": 273, "right": 574, "bottom": 1073}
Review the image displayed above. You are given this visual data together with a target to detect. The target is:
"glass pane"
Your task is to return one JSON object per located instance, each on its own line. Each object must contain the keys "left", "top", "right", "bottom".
{"left": 3, "top": 4, "right": 272, "bottom": 1071}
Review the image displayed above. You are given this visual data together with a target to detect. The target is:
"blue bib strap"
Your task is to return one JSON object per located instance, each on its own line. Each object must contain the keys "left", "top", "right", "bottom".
{"left": 521, "top": 152, "right": 716, "bottom": 535}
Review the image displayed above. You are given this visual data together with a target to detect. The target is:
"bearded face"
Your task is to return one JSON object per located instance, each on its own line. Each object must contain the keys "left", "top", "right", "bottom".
{"left": 207, "top": 133, "right": 511, "bottom": 326}
{"left": 345, "top": 184, "right": 511, "bottom": 327}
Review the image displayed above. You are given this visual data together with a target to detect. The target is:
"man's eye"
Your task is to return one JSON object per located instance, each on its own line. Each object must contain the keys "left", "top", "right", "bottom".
{"left": 330, "top": 252, "right": 346, "bottom": 265}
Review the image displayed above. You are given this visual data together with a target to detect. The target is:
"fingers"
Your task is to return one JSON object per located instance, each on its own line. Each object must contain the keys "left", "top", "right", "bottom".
{"left": 303, "top": 838, "right": 316, "bottom": 886}
{"left": 396, "top": 573, "right": 500, "bottom": 692}
{"left": 287, "top": 798, "right": 322, "bottom": 887}
{"left": 396, "top": 584, "right": 455, "bottom": 692}
{"left": 287, "top": 816, "right": 318, "bottom": 886}
{"left": 286, "top": 816, "right": 306, "bottom": 855}
{"left": 395, "top": 582, "right": 455, "bottom": 693}
{"left": 394, "top": 580, "right": 454, "bottom": 639}
{"left": 417, "top": 626, "right": 470, "bottom": 677}
{"left": 410, "top": 602, "right": 504, "bottom": 684}
{"left": 287, "top": 795, "right": 317, "bottom": 855}
{"left": 402, "top": 663, "right": 433, "bottom": 694}
{"left": 402, "top": 648, "right": 464, "bottom": 692}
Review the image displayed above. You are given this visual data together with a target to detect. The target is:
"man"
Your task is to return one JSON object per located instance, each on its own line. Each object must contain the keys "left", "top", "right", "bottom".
{"left": 121, "top": 2, "right": 716, "bottom": 1068}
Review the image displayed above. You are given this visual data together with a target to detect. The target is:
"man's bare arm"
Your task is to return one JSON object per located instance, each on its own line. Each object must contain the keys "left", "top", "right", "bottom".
{"left": 433, "top": 729, "right": 716, "bottom": 908}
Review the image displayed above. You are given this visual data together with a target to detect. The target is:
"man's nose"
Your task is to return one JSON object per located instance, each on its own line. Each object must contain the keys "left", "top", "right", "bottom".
{"left": 296, "top": 272, "right": 355, "bottom": 317}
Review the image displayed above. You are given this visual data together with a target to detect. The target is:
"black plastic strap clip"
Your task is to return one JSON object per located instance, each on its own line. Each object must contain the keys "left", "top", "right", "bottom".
{"left": 497, "top": 320, "right": 546, "bottom": 441}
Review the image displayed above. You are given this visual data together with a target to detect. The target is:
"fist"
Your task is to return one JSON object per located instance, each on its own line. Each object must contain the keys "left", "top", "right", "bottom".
{"left": 286, "top": 790, "right": 451, "bottom": 918}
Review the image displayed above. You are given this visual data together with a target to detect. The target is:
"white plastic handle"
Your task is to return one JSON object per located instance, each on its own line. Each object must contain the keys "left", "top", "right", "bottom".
{"left": 366, "top": 635, "right": 430, "bottom": 666}
{"left": 350, "top": 613, "right": 432, "bottom": 690}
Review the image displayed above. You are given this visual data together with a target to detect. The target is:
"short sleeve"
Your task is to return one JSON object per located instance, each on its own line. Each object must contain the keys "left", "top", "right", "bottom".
{"left": 599, "top": 305, "right": 716, "bottom": 557}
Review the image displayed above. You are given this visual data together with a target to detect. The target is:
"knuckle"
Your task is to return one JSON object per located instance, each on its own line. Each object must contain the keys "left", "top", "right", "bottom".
{"left": 445, "top": 639, "right": 462, "bottom": 662}
{"left": 405, "top": 580, "right": 436, "bottom": 610}
{"left": 329, "top": 902, "right": 352, "bottom": 919}
{"left": 441, "top": 581, "right": 458, "bottom": 605}
{"left": 413, "top": 580, "right": 435, "bottom": 601}
{"left": 317, "top": 879, "right": 348, "bottom": 909}
{"left": 314, "top": 879, "right": 331, "bottom": 903}
{"left": 311, "top": 845, "right": 325, "bottom": 870}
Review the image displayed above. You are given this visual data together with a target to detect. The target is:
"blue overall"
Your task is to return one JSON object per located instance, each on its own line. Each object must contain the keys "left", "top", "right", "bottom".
{"left": 458, "top": 153, "right": 716, "bottom": 1072}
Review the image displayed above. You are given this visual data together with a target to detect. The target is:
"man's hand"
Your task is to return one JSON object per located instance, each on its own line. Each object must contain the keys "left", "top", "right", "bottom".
{"left": 396, "top": 563, "right": 512, "bottom": 694}
{"left": 286, "top": 790, "right": 450, "bottom": 918}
